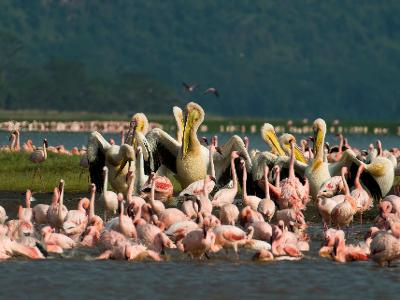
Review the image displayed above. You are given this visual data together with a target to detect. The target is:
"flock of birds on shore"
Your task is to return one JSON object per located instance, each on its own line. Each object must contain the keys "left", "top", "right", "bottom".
{"left": 0, "top": 101, "right": 400, "bottom": 266}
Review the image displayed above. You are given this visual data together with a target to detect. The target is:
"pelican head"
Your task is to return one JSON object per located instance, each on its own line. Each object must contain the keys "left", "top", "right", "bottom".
{"left": 115, "top": 144, "right": 135, "bottom": 179}
{"left": 312, "top": 118, "right": 326, "bottom": 158}
{"left": 279, "top": 134, "right": 307, "bottom": 163}
{"left": 182, "top": 102, "right": 205, "bottom": 157}
{"left": 261, "top": 123, "right": 285, "bottom": 156}
{"left": 173, "top": 106, "right": 183, "bottom": 126}
{"left": 131, "top": 113, "right": 149, "bottom": 135}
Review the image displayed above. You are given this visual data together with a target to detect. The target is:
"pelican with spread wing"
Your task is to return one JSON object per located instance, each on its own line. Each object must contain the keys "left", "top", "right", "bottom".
{"left": 139, "top": 102, "right": 252, "bottom": 188}
{"left": 87, "top": 131, "right": 135, "bottom": 194}
{"left": 305, "top": 118, "right": 394, "bottom": 201}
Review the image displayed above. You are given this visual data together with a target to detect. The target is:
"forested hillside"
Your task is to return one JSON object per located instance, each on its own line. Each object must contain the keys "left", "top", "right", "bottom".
{"left": 0, "top": 0, "right": 399, "bottom": 120}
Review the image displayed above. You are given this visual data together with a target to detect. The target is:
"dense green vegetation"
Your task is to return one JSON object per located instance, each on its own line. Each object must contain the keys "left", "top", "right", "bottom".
{"left": 0, "top": 1, "right": 399, "bottom": 120}
{"left": 0, "top": 152, "right": 88, "bottom": 192}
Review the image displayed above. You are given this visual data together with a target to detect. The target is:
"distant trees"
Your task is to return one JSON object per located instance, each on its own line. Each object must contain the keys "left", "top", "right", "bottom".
{"left": 0, "top": 1, "right": 399, "bottom": 119}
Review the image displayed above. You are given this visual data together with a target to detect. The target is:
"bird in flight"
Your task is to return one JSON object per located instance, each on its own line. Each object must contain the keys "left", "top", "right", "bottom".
{"left": 204, "top": 87, "right": 220, "bottom": 98}
{"left": 182, "top": 82, "right": 198, "bottom": 92}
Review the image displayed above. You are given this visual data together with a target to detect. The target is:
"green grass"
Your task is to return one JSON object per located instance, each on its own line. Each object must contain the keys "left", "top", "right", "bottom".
{"left": 0, "top": 152, "right": 184, "bottom": 193}
{"left": 0, "top": 152, "right": 89, "bottom": 192}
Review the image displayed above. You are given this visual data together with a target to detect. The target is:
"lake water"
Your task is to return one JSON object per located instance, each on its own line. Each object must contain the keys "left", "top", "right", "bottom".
{"left": 0, "top": 194, "right": 399, "bottom": 299}
{"left": 0, "top": 130, "right": 399, "bottom": 150}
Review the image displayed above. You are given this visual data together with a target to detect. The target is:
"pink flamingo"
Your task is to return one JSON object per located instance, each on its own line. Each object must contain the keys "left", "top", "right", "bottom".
{"left": 211, "top": 225, "right": 254, "bottom": 255}
{"left": 97, "top": 231, "right": 161, "bottom": 261}
{"left": 275, "top": 208, "right": 307, "bottom": 231}
{"left": 28, "top": 139, "right": 48, "bottom": 185}
{"left": 370, "top": 222, "right": 400, "bottom": 266}
{"left": 257, "top": 165, "right": 276, "bottom": 221}
{"left": 0, "top": 206, "right": 7, "bottom": 224}
{"left": 47, "top": 180, "right": 68, "bottom": 231}
{"left": 22, "top": 139, "right": 34, "bottom": 152}
{"left": 211, "top": 151, "right": 240, "bottom": 207}
{"left": 331, "top": 230, "right": 368, "bottom": 263}
{"left": 241, "top": 160, "right": 261, "bottom": 210}
{"left": 177, "top": 220, "right": 216, "bottom": 259}
{"left": 239, "top": 206, "right": 264, "bottom": 227}
{"left": 62, "top": 197, "right": 90, "bottom": 239}
{"left": 18, "top": 189, "right": 33, "bottom": 223}
{"left": 246, "top": 221, "right": 273, "bottom": 242}
{"left": 331, "top": 167, "right": 358, "bottom": 229}
{"left": 164, "top": 220, "right": 199, "bottom": 241}
{"left": 33, "top": 188, "right": 54, "bottom": 225}
{"left": 351, "top": 165, "right": 373, "bottom": 224}
{"left": 317, "top": 175, "right": 344, "bottom": 199}
{"left": 197, "top": 177, "right": 213, "bottom": 216}
{"left": 0, "top": 236, "right": 44, "bottom": 260}
{"left": 148, "top": 174, "right": 187, "bottom": 229}
{"left": 136, "top": 221, "right": 176, "bottom": 253}
{"left": 80, "top": 216, "right": 103, "bottom": 248}
{"left": 41, "top": 226, "right": 76, "bottom": 252}
{"left": 117, "top": 193, "right": 137, "bottom": 239}
{"left": 219, "top": 203, "right": 239, "bottom": 226}
{"left": 271, "top": 221, "right": 302, "bottom": 257}
{"left": 268, "top": 139, "right": 309, "bottom": 210}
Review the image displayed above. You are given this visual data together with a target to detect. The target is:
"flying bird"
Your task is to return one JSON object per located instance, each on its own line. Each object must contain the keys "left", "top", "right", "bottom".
{"left": 204, "top": 87, "right": 220, "bottom": 97}
{"left": 182, "top": 82, "right": 198, "bottom": 92}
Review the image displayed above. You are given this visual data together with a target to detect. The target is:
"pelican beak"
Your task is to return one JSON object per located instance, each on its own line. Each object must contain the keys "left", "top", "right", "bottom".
{"left": 263, "top": 130, "right": 285, "bottom": 156}
{"left": 182, "top": 110, "right": 193, "bottom": 158}
{"left": 313, "top": 127, "right": 323, "bottom": 157}
{"left": 215, "top": 147, "right": 223, "bottom": 155}
{"left": 115, "top": 159, "right": 128, "bottom": 179}
{"left": 126, "top": 120, "right": 136, "bottom": 145}
{"left": 293, "top": 143, "right": 307, "bottom": 163}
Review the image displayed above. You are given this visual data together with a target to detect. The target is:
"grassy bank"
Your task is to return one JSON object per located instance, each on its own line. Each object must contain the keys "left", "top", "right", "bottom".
{"left": 0, "top": 152, "right": 88, "bottom": 192}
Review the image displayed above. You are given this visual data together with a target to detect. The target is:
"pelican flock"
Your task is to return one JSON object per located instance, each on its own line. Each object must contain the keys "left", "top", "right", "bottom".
{"left": 0, "top": 101, "right": 399, "bottom": 267}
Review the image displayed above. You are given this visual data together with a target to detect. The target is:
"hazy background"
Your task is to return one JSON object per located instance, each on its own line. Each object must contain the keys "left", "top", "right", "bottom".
{"left": 0, "top": 0, "right": 399, "bottom": 120}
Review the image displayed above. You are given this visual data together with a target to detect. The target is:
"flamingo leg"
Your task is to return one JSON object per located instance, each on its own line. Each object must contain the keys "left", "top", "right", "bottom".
{"left": 37, "top": 168, "right": 45, "bottom": 191}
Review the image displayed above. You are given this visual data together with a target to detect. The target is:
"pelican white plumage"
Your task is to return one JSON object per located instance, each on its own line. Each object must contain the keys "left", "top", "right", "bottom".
{"left": 139, "top": 102, "right": 252, "bottom": 189}
{"left": 87, "top": 131, "right": 135, "bottom": 194}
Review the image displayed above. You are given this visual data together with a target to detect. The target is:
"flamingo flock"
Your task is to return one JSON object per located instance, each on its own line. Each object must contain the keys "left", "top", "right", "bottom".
{"left": 0, "top": 103, "right": 399, "bottom": 266}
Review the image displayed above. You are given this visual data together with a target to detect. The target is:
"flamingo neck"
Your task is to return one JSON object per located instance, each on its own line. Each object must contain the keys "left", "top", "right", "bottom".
{"left": 231, "top": 157, "right": 238, "bottom": 190}
{"left": 275, "top": 170, "right": 280, "bottom": 187}
{"left": 25, "top": 192, "right": 31, "bottom": 208}
{"left": 289, "top": 142, "right": 295, "bottom": 179}
{"left": 202, "top": 177, "right": 208, "bottom": 196}
{"left": 354, "top": 166, "right": 364, "bottom": 189}
{"left": 15, "top": 132, "right": 20, "bottom": 151}
{"left": 341, "top": 169, "right": 350, "bottom": 196}
{"left": 58, "top": 185, "right": 64, "bottom": 220}
{"left": 89, "top": 190, "right": 95, "bottom": 220}
{"left": 209, "top": 147, "right": 215, "bottom": 178}
{"left": 338, "top": 135, "right": 343, "bottom": 154}
{"left": 9, "top": 136, "right": 16, "bottom": 150}
{"left": 242, "top": 165, "right": 247, "bottom": 198}
{"left": 264, "top": 167, "right": 270, "bottom": 199}
{"left": 43, "top": 142, "right": 47, "bottom": 159}
{"left": 103, "top": 169, "right": 108, "bottom": 192}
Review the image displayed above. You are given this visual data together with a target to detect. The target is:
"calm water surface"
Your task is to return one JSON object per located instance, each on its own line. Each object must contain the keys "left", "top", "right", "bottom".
{"left": 0, "top": 195, "right": 399, "bottom": 300}
{"left": 0, "top": 131, "right": 399, "bottom": 150}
